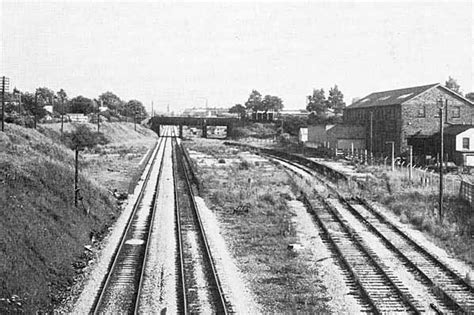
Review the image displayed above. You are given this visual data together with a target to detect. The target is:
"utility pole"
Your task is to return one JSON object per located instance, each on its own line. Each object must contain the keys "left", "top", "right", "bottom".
{"left": 60, "top": 98, "right": 64, "bottom": 136}
{"left": 1, "top": 76, "right": 10, "bottom": 132}
{"left": 438, "top": 98, "right": 446, "bottom": 222}
{"left": 134, "top": 111, "right": 137, "bottom": 131}
{"left": 408, "top": 145, "right": 413, "bottom": 182}
{"left": 370, "top": 111, "right": 373, "bottom": 163}
{"left": 74, "top": 148, "right": 79, "bottom": 207}
{"left": 151, "top": 101, "right": 154, "bottom": 117}
{"left": 386, "top": 141, "right": 395, "bottom": 171}
{"left": 34, "top": 91, "right": 38, "bottom": 129}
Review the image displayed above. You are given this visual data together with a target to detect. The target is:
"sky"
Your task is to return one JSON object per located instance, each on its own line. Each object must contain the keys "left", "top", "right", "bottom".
{"left": 1, "top": 1, "right": 473, "bottom": 113}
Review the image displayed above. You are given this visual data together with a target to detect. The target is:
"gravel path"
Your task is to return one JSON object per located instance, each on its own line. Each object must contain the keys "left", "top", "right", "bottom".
{"left": 195, "top": 196, "right": 262, "bottom": 314}
{"left": 138, "top": 140, "right": 178, "bottom": 313}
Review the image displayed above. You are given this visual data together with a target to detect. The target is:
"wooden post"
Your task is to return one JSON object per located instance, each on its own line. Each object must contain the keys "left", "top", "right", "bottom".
{"left": 1, "top": 76, "right": 5, "bottom": 132}
{"left": 438, "top": 99, "right": 445, "bottom": 222}
{"left": 74, "top": 148, "right": 79, "bottom": 207}
{"left": 60, "top": 98, "right": 64, "bottom": 136}
{"left": 409, "top": 145, "right": 413, "bottom": 182}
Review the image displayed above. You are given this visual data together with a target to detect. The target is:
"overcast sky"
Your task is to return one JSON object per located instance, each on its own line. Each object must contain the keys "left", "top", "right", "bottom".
{"left": 1, "top": 1, "right": 472, "bottom": 113}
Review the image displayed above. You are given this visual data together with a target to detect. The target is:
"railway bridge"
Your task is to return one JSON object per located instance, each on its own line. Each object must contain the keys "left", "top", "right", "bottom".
{"left": 149, "top": 116, "right": 239, "bottom": 138}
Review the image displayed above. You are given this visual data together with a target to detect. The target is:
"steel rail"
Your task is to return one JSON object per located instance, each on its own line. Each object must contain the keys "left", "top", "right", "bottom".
{"left": 261, "top": 153, "right": 418, "bottom": 312}
{"left": 134, "top": 134, "right": 170, "bottom": 313}
{"left": 263, "top": 150, "right": 473, "bottom": 313}
{"left": 338, "top": 197, "right": 466, "bottom": 312}
{"left": 92, "top": 129, "right": 167, "bottom": 313}
{"left": 175, "top": 139, "right": 229, "bottom": 314}
{"left": 172, "top": 131, "right": 188, "bottom": 314}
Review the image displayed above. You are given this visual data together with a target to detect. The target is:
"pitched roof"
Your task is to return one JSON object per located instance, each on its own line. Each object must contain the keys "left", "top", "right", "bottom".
{"left": 348, "top": 83, "right": 439, "bottom": 109}
{"left": 443, "top": 124, "right": 474, "bottom": 136}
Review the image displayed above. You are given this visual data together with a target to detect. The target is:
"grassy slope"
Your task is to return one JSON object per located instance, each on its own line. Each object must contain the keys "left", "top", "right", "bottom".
{"left": 0, "top": 122, "right": 155, "bottom": 312}
{"left": 351, "top": 165, "right": 473, "bottom": 266}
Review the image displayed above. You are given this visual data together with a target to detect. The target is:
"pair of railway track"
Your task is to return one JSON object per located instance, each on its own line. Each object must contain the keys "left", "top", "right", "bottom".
{"left": 265, "top": 151, "right": 474, "bottom": 314}
{"left": 91, "top": 127, "right": 228, "bottom": 313}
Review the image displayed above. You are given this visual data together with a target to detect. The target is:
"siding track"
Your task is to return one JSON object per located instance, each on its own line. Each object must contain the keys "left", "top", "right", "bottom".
{"left": 224, "top": 142, "right": 474, "bottom": 314}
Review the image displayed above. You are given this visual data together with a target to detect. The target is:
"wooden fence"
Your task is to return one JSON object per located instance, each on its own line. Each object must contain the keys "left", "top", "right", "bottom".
{"left": 460, "top": 181, "right": 474, "bottom": 206}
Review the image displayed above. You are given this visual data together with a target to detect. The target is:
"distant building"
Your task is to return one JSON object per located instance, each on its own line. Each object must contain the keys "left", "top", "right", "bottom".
{"left": 250, "top": 110, "right": 275, "bottom": 122}
{"left": 44, "top": 105, "right": 53, "bottom": 114}
{"left": 182, "top": 107, "right": 236, "bottom": 118}
{"left": 344, "top": 83, "right": 474, "bottom": 155}
{"left": 307, "top": 124, "right": 366, "bottom": 150}
{"left": 68, "top": 113, "right": 88, "bottom": 123}
{"left": 278, "top": 109, "right": 309, "bottom": 118}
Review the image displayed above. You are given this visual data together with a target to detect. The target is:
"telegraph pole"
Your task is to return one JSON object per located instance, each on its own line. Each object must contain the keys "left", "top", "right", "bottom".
{"left": 408, "top": 145, "right": 413, "bottom": 182}
{"left": 370, "top": 111, "right": 373, "bottom": 163}
{"left": 386, "top": 141, "right": 395, "bottom": 171}
{"left": 1, "top": 76, "right": 10, "bottom": 132}
{"left": 60, "top": 98, "right": 64, "bottom": 136}
{"left": 438, "top": 98, "right": 446, "bottom": 222}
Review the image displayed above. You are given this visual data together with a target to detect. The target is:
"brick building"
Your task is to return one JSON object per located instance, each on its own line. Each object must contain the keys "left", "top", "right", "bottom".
{"left": 344, "top": 83, "right": 474, "bottom": 156}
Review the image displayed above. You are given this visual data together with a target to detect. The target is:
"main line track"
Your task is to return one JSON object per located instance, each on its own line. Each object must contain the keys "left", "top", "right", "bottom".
{"left": 173, "top": 137, "right": 229, "bottom": 314}
{"left": 91, "top": 129, "right": 170, "bottom": 313}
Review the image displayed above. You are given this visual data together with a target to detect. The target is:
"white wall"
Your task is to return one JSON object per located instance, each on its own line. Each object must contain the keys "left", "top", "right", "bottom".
{"left": 455, "top": 128, "right": 474, "bottom": 151}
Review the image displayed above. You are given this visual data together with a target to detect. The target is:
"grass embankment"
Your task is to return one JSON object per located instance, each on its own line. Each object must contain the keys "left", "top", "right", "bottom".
{"left": 232, "top": 122, "right": 278, "bottom": 139}
{"left": 185, "top": 139, "right": 328, "bottom": 312}
{"left": 0, "top": 122, "right": 157, "bottom": 312}
{"left": 42, "top": 122, "right": 158, "bottom": 194}
{"left": 349, "top": 165, "right": 473, "bottom": 266}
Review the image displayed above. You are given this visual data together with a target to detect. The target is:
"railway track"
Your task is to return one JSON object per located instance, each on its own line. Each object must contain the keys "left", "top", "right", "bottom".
{"left": 91, "top": 129, "right": 170, "bottom": 313}
{"left": 254, "top": 149, "right": 474, "bottom": 313}
{"left": 173, "top": 137, "right": 229, "bottom": 314}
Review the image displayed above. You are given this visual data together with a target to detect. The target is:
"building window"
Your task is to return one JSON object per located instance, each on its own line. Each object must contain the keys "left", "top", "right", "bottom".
{"left": 452, "top": 106, "right": 460, "bottom": 118}
{"left": 462, "top": 137, "right": 470, "bottom": 150}
{"left": 417, "top": 105, "right": 426, "bottom": 117}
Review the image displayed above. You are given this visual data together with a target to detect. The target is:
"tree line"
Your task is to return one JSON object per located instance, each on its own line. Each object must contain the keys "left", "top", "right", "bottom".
{"left": 229, "top": 77, "right": 473, "bottom": 123}
{"left": 229, "top": 85, "right": 346, "bottom": 124}
{"left": 4, "top": 88, "right": 147, "bottom": 127}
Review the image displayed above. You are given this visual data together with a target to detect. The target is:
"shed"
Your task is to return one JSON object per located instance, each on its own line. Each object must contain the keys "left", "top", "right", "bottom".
{"left": 444, "top": 125, "right": 474, "bottom": 167}
{"left": 307, "top": 124, "right": 365, "bottom": 150}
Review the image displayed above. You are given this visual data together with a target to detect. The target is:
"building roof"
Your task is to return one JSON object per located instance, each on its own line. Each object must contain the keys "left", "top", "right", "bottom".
{"left": 348, "top": 83, "right": 439, "bottom": 109}
{"left": 443, "top": 124, "right": 474, "bottom": 136}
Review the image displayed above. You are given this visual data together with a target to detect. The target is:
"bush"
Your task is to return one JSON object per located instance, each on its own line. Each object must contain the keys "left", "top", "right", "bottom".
{"left": 62, "top": 125, "right": 108, "bottom": 150}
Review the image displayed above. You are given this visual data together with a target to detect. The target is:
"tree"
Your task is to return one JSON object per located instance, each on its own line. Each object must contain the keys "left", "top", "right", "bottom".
{"left": 120, "top": 100, "right": 147, "bottom": 123}
{"left": 445, "top": 76, "right": 461, "bottom": 94}
{"left": 465, "top": 92, "right": 474, "bottom": 102}
{"left": 35, "top": 87, "right": 55, "bottom": 105}
{"left": 55, "top": 89, "right": 68, "bottom": 113}
{"left": 327, "top": 85, "right": 346, "bottom": 115}
{"left": 63, "top": 125, "right": 108, "bottom": 208}
{"left": 245, "top": 90, "right": 262, "bottom": 112}
{"left": 261, "top": 95, "right": 284, "bottom": 112}
{"left": 22, "top": 90, "right": 48, "bottom": 128}
{"left": 70, "top": 96, "right": 94, "bottom": 114}
{"left": 56, "top": 89, "right": 69, "bottom": 135}
{"left": 99, "top": 91, "right": 123, "bottom": 112}
{"left": 229, "top": 104, "right": 246, "bottom": 118}
{"left": 306, "top": 88, "right": 327, "bottom": 117}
